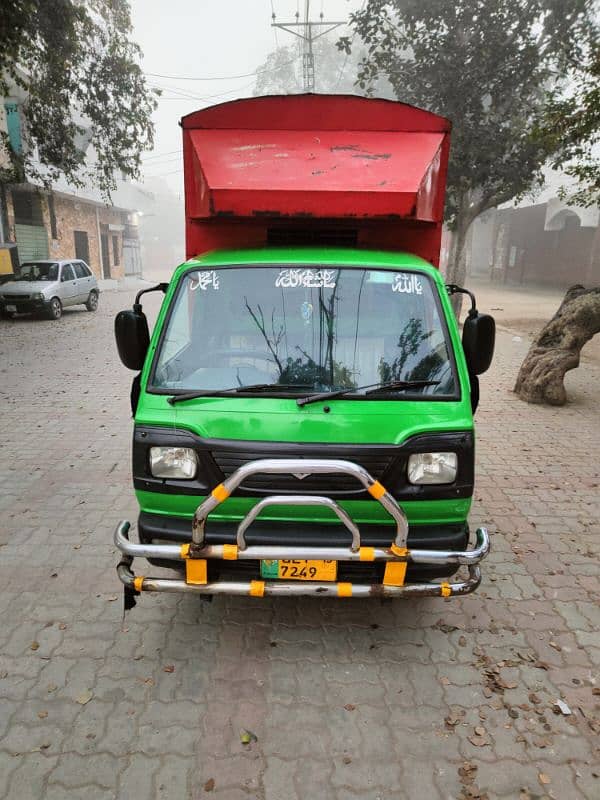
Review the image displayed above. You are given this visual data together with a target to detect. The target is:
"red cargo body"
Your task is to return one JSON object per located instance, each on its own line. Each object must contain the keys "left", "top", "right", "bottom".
{"left": 182, "top": 94, "right": 451, "bottom": 266}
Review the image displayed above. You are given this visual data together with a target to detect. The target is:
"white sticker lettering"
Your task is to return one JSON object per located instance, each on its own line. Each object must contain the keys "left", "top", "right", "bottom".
{"left": 189, "top": 270, "right": 220, "bottom": 291}
{"left": 275, "top": 268, "right": 336, "bottom": 289}
{"left": 392, "top": 274, "right": 423, "bottom": 295}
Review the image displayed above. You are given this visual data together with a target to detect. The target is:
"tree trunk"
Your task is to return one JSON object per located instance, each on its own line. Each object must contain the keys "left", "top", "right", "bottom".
{"left": 446, "top": 220, "right": 470, "bottom": 316}
{"left": 514, "top": 285, "right": 600, "bottom": 405}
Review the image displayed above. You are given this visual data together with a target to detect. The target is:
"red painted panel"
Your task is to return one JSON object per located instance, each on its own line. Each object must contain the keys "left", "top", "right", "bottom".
{"left": 182, "top": 94, "right": 450, "bottom": 133}
{"left": 182, "top": 95, "right": 451, "bottom": 266}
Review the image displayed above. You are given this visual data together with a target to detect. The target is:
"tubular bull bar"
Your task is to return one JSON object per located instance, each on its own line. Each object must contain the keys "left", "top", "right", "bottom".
{"left": 115, "top": 458, "right": 490, "bottom": 599}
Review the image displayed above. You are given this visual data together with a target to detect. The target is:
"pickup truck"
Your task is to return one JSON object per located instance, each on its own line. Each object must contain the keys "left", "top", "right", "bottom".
{"left": 113, "top": 94, "right": 493, "bottom": 607}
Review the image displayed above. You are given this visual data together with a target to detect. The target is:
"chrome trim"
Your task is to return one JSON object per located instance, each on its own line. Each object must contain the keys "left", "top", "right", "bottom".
{"left": 116, "top": 561, "right": 482, "bottom": 597}
{"left": 114, "top": 520, "right": 489, "bottom": 566}
{"left": 191, "top": 458, "right": 409, "bottom": 548}
{"left": 236, "top": 495, "right": 360, "bottom": 551}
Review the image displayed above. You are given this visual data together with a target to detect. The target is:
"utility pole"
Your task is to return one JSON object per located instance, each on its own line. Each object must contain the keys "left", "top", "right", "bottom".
{"left": 271, "top": 1, "right": 345, "bottom": 92}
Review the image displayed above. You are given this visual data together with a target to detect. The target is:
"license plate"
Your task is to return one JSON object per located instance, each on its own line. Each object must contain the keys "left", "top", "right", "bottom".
{"left": 260, "top": 559, "right": 337, "bottom": 581}
{"left": 5, "top": 305, "right": 16, "bottom": 312}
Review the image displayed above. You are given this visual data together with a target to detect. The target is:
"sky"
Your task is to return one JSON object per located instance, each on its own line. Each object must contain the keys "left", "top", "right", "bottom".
{"left": 129, "top": 0, "right": 364, "bottom": 195}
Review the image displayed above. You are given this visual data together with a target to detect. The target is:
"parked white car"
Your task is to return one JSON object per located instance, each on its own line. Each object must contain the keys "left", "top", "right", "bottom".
{"left": 0, "top": 259, "right": 99, "bottom": 320}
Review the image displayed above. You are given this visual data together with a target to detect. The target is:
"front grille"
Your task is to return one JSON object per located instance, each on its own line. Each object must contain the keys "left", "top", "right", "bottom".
{"left": 4, "top": 294, "right": 30, "bottom": 301}
{"left": 211, "top": 446, "right": 397, "bottom": 496}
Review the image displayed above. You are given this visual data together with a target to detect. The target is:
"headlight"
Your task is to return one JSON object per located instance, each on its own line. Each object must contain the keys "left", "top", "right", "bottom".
{"left": 149, "top": 447, "right": 197, "bottom": 479}
{"left": 407, "top": 452, "right": 457, "bottom": 485}
{"left": 33, "top": 292, "right": 45, "bottom": 300}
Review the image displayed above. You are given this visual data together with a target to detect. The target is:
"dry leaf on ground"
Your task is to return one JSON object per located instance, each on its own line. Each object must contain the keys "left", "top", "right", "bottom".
{"left": 76, "top": 690, "right": 93, "bottom": 705}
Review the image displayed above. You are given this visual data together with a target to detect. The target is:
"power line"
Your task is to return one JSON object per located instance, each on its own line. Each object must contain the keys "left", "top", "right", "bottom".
{"left": 271, "top": 0, "right": 279, "bottom": 47}
{"left": 272, "top": 0, "right": 345, "bottom": 91}
{"left": 145, "top": 56, "right": 300, "bottom": 82}
{"left": 141, "top": 149, "right": 179, "bottom": 161}
{"left": 150, "top": 79, "right": 257, "bottom": 104}
{"left": 143, "top": 168, "right": 183, "bottom": 178}
{"left": 140, "top": 154, "right": 181, "bottom": 167}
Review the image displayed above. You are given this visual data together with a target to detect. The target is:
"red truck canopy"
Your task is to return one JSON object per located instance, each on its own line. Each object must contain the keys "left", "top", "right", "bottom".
{"left": 182, "top": 94, "right": 451, "bottom": 266}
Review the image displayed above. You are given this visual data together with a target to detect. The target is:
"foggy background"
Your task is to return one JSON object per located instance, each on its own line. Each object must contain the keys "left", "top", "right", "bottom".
{"left": 130, "top": 1, "right": 364, "bottom": 278}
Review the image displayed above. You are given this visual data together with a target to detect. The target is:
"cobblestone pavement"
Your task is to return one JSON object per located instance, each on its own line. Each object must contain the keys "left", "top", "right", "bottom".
{"left": 1, "top": 290, "right": 599, "bottom": 800}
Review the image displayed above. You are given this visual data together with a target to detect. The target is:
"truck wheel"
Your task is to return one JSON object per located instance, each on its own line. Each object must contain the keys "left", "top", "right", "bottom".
{"left": 46, "top": 297, "right": 62, "bottom": 320}
{"left": 85, "top": 290, "right": 99, "bottom": 312}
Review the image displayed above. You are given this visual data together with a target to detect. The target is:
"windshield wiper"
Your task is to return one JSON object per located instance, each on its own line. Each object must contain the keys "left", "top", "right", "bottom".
{"left": 296, "top": 380, "right": 440, "bottom": 407}
{"left": 168, "top": 383, "right": 313, "bottom": 405}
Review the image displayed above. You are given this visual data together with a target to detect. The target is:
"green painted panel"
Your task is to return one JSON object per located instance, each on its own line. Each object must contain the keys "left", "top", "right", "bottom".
{"left": 15, "top": 224, "right": 49, "bottom": 262}
{"left": 133, "top": 247, "right": 474, "bottom": 530}
{"left": 135, "top": 490, "right": 472, "bottom": 526}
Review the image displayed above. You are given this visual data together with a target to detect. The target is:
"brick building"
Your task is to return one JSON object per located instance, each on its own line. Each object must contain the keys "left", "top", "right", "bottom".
{"left": 1, "top": 82, "right": 148, "bottom": 281}
{"left": 2, "top": 185, "right": 140, "bottom": 280}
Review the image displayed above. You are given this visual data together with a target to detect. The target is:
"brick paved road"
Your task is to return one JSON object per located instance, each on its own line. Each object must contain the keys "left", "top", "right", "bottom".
{"left": 1, "top": 290, "right": 599, "bottom": 800}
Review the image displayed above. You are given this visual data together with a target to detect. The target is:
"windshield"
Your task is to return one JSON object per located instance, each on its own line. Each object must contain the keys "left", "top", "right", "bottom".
{"left": 151, "top": 266, "right": 457, "bottom": 399}
{"left": 16, "top": 262, "right": 59, "bottom": 281}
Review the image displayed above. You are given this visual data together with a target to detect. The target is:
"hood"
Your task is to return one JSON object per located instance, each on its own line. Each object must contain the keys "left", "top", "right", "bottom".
{"left": 1, "top": 281, "right": 53, "bottom": 294}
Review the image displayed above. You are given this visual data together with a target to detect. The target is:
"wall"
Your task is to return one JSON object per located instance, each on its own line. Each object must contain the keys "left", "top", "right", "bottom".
{"left": 468, "top": 202, "right": 599, "bottom": 288}
{"left": 3, "top": 187, "right": 141, "bottom": 279}
{"left": 43, "top": 195, "right": 126, "bottom": 280}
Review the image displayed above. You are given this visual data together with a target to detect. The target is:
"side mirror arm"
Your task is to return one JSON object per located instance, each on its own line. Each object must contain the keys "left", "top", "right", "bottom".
{"left": 446, "top": 283, "right": 477, "bottom": 315}
{"left": 133, "top": 282, "right": 168, "bottom": 313}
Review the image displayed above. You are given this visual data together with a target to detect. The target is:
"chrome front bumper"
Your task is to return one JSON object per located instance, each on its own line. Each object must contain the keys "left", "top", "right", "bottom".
{"left": 115, "top": 458, "right": 490, "bottom": 600}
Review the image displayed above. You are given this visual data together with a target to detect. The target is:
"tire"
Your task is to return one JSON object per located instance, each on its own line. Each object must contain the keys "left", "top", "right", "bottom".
{"left": 85, "top": 290, "right": 99, "bottom": 312}
{"left": 46, "top": 297, "right": 62, "bottom": 320}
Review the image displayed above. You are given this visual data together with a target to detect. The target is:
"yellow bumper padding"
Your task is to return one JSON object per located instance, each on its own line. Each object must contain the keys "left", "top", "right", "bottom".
{"left": 133, "top": 576, "right": 145, "bottom": 592}
{"left": 186, "top": 559, "right": 207, "bottom": 585}
{"left": 359, "top": 547, "right": 375, "bottom": 562}
{"left": 337, "top": 582, "right": 353, "bottom": 597}
{"left": 249, "top": 580, "right": 265, "bottom": 597}
{"left": 211, "top": 483, "right": 230, "bottom": 503}
{"left": 222, "top": 544, "right": 238, "bottom": 560}
{"left": 367, "top": 480, "right": 387, "bottom": 500}
{"left": 383, "top": 561, "right": 407, "bottom": 587}
{"left": 390, "top": 544, "right": 408, "bottom": 559}
{"left": 440, "top": 582, "right": 452, "bottom": 597}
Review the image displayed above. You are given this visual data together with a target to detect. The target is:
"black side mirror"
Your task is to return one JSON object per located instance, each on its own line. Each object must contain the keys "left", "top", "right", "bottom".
{"left": 115, "top": 308, "right": 150, "bottom": 370}
{"left": 462, "top": 311, "right": 495, "bottom": 375}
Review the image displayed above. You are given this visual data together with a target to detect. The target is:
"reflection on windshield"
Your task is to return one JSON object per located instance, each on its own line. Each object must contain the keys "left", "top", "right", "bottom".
{"left": 17, "top": 263, "right": 58, "bottom": 281}
{"left": 152, "top": 266, "right": 457, "bottom": 398}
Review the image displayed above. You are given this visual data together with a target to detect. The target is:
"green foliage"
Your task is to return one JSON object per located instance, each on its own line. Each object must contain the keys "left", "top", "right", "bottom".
{"left": 0, "top": 0, "right": 157, "bottom": 198}
{"left": 253, "top": 38, "right": 361, "bottom": 96}
{"left": 339, "top": 0, "right": 598, "bottom": 235}
{"left": 539, "top": 48, "right": 600, "bottom": 207}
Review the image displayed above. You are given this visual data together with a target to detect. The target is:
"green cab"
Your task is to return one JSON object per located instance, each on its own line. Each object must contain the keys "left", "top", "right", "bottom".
{"left": 114, "top": 246, "right": 494, "bottom": 603}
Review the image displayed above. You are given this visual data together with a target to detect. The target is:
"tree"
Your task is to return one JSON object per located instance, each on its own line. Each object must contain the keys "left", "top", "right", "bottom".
{"left": 253, "top": 37, "right": 362, "bottom": 96}
{"left": 514, "top": 285, "right": 600, "bottom": 405}
{"left": 538, "top": 47, "right": 600, "bottom": 208}
{"left": 339, "top": 1, "right": 598, "bottom": 295}
{"left": 0, "top": 0, "right": 157, "bottom": 198}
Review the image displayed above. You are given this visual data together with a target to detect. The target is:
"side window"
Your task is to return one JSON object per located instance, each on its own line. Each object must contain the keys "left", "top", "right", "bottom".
{"left": 61, "top": 264, "right": 75, "bottom": 282}
{"left": 72, "top": 262, "right": 86, "bottom": 279}
{"left": 81, "top": 263, "right": 92, "bottom": 277}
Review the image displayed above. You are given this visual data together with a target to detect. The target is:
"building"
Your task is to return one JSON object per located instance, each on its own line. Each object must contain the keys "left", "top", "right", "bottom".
{"left": 1, "top": 85, "right": 151, "bottom": 281}
{"left": 467, "top": 171, "right": 600, "bottom": 289}
{"left": 1, "top": 184, "right": 139, "bottom": 281}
